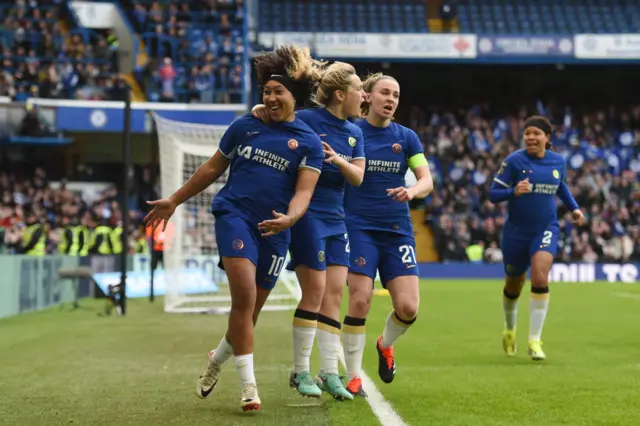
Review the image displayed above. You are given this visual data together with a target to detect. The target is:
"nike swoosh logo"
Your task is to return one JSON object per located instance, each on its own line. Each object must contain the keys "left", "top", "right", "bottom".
{"left": 318, "top": 133, "right": 327, "bottom": 137}
{"left": 246, "top": 131, "right": 260, "bottom": 136}
{"left": 406, "top": 265, "right": 417, "bottom": 269}
{"left": 199, "top": 378, "right": 217, "bottom": 397}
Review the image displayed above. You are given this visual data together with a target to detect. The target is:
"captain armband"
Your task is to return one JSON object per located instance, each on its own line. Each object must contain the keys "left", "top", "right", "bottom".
{"left": 407, "top": 153, "right": 428, "bottom": 172}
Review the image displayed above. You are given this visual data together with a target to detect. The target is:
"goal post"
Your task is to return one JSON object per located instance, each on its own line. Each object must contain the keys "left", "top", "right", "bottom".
{"left": 152, "top": 112, "right": 301, "bottom": 314}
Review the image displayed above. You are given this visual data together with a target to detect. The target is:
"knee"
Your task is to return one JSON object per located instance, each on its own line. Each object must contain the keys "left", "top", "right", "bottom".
{"left": 231, "top": 289, "right": 256, "bottom": 312}
{"left": 504, "top": 274, "right": 526, "bottom": 296}
{"left": 394, "top": 299, "right": 418, "bottom": 321}
{"left": 301, "top": 280, "right": 325, "bottom": 307}
{"left": 530, "top": 268, "right": 549, "bottom": 288}
{"left": 349, "top": 292, "right": 371, "bottom": 318}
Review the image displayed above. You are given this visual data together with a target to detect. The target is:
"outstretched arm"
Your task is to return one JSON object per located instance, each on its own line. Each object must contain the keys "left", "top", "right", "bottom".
{"left": 170, "top": 151, "right": 230, "bottom": 206}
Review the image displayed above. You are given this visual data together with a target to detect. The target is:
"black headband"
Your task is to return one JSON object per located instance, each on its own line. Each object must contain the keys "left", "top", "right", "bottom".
{"left": 263, "top": 74, "right": 307, "bottom": 107}
{"left": 524, "top": 117, "right": 552, "bottom": 135}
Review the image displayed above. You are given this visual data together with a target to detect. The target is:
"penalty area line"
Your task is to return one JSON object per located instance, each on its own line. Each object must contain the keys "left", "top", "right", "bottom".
{"left": 338, "top": 343, "right": 408, "bottom": 426}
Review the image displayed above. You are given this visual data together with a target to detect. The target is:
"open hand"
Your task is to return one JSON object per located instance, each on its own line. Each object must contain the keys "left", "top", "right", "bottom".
{"left": 144, "top": 198, "right": 177, "bottom": 231}
{"left": 257, "top": 210, "right": 295, "bottom": 237}
{"left": 322, "top": 141, "right": 340, "bottom": 164}
{"left": 514, "top": 178, "right": 532, "bottom": 196}
{"left": 386, "top": 186, "right": 415, "bottom": 202}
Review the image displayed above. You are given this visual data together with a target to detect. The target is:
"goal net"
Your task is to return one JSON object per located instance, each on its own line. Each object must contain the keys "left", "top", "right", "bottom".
{"left": 152, "top": 112, "right": 301, "bottom": 314}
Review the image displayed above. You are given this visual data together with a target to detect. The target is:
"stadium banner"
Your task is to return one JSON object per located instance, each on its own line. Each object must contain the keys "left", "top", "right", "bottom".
{"left": 92, "top": 269, "right": 219, "bottom": 299}
{"left": 257, "top": 32, "right": 478, "bottom": 59}
{"left": 25, "top": 99, "right": 246, "bottom": 133}
{"left": 574, "top": 34, "right": 640, "bottom": 59}
{"left": 477, "top": 35, "right": 574, "bottom": 58}
{"left": 0, "top": 255, "right": 79, "bottom": 319}
{"left": 131, "top": 254, "right": 227, "bottom": 284}
{"left": 417, "top": 263, "right": 640, "bottom": 283}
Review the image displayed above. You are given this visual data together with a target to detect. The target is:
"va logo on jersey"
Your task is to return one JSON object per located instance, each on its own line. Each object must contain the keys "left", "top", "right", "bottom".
{"left": 552, "top": 170, "right": 560, "bottom": 179}
{"left": 392, "top": 143, "right": 402, "bottom": 154}
{"left": 288, "top": 139, "right": 299, "bottom": 150}
{"left": 348, "top": 137, "right": 356, "bottom": 147}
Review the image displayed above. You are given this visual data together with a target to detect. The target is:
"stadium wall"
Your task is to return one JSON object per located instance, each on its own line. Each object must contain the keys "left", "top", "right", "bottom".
{"left": 1, "top": 255, "right": 638, "bottom": 319}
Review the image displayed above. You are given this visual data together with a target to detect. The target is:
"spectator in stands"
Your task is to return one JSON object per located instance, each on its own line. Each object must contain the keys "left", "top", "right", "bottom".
{"left": 159, "top": 57, "right": 177, "bottom": 102}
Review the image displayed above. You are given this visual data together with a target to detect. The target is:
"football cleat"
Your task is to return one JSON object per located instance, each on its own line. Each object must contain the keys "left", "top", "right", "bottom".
{"left": 241, "top": 383, "right": 261, "bottom": 411}
{"left": 315, "top": 371, "right": 354, "bottom": 401}
{"left": 196, "top": 350, "right": 222, "bottom": 399}
{"left": 376, "top": 336, "right": 396, "bottom": 384}
{"left": 528, "top": 340, "right": 546, "bottom": 361}
{"left": 289, "top": 370, "right": 322, "bottom": 398}
{"left": 346, "top": 377, "right": 368, "bottom": 397}
{"left": 502, "top": 329, "right": 517, "bottom": 356}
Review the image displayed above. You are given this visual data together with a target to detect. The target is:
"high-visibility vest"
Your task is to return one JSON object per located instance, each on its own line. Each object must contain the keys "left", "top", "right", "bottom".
{"left": 466, "top": 244, "right": 484, "bottom": 263}
{"left": 76, "top": 225, "right": 90, "bottom": 256}
{"left": 58, "top": 225, "right": 73, "bottom": 254}
{"left": 135, "top": 238, "right": 149, "bottom": 254}
{"left": 90, "top": 226, "right": 113, "bottom": 255}
{"left": 111, "top": 226, "right": 123, "bottom": 254}
{"left": 22, "top": 224, "right": 46, "bottom": 256}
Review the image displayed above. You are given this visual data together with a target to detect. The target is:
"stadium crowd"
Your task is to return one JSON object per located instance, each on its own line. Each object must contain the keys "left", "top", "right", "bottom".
{"left": 0, "top": 0, "right": 246, "bottom": 103}
{"left": 418, "top": 104, "right": 640, "bottom": 264}
{"left": 0, "top": 166, "right": 158, "bottom": 255}
{"left": 0, "top": 0, "right": 124, "bottom": 101}
{"left": 129, "top": 0, "right": 246, "bottom": 103}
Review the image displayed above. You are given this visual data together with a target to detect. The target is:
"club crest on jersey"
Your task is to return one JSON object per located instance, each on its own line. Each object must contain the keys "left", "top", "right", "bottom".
{"left": 355, "top": 256, "right": 366, "bottom": 267}
{"left": 232, "top": 239, "right": 244, "bottom": 250}
{"left": 288, "top": 139, "right": 299, "bottom": 150}
{"left": 392, "top": 143, "right": 402, "bottom": 154}
{"left": 348, "top": 137, "right": 356, "bottom": 147}
{"left": 318, "top": 251, "right": 325, "bottom": 262}
{"left": 552, "top": 170, "right": 560, "bottom": 179}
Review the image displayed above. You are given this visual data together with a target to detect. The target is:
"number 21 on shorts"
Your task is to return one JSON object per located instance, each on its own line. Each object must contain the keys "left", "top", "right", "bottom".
{"left": 399, "top": 244, "right": 416, "bottom": 265}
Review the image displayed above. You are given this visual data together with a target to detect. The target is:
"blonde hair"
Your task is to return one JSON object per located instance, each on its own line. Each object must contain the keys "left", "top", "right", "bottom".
{"left": 360, "top": 73, "right": 399, "bottom": 116}
{"left": 315, "top": 62, "right": 357, "bottom": 106}
{"left": 254, "top": 45, "right": 326, "bottom": 106}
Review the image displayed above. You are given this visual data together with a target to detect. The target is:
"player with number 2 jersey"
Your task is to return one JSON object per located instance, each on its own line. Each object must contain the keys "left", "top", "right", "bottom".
{"left": 489, "top": 115, "right": 585, "bottom": 362}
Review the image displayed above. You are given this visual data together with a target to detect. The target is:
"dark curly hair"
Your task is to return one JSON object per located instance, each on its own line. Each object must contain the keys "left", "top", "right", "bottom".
{"left": 254, "top": 45, "right": 325, "bottom": 107}
{"left": 524, "top": 115, "right": 554, "bottom": 150}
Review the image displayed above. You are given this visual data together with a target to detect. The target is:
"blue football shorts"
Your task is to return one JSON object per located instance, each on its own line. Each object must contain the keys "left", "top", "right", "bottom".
{"left": 214, "top": 213, "right": 289, "bottom": 290}
{"left": 501, "top": 225, "right": 560, "bottom": 277}
{"left": 287, "top": 215, "right": 349, "bottom": 271}
{"left": 347, "top": 228, "right": 419, "bottom": 288}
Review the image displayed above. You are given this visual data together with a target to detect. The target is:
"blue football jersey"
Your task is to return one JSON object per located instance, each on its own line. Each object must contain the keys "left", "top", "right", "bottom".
{"left": 493, "top": 149, "right": 567, "bottom": 236}
{"left": 344, "top": 120, "right": 424, "bottom": 237}
{"left": 296, "top": 108, "right": 365, "bottom": 222}
{"left": 212, "top": 113, "right": 324, "bottom": 241}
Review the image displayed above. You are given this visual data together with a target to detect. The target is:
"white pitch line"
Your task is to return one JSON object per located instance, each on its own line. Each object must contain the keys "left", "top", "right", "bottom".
{"left": 338, "top": 343, "right": 409, "bottom": 426}
{"left": 612, "top": 291, "right": 640, "bottom": 300}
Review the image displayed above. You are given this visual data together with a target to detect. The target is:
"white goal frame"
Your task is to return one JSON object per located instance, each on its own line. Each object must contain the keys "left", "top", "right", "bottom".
{"left": 152, "top": 112, "right": 301, "bottom": 314}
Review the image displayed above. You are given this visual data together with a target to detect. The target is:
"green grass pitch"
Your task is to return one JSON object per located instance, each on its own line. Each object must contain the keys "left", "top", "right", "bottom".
{"left": 1, "top": 280, "right": 639, "bottom": 425}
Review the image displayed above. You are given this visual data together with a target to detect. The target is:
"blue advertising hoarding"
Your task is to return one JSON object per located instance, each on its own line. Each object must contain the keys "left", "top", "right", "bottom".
{"left": 477, "top": 35, "right": 575, "bottom": 59}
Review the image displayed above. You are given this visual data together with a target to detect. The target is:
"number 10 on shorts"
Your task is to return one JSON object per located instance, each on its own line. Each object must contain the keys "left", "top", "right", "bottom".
{"left": 399, "top": 245, "right": 416, "bottom": 264}
{"left": 268, "top": 255, "right": 285, "bottom": 277}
